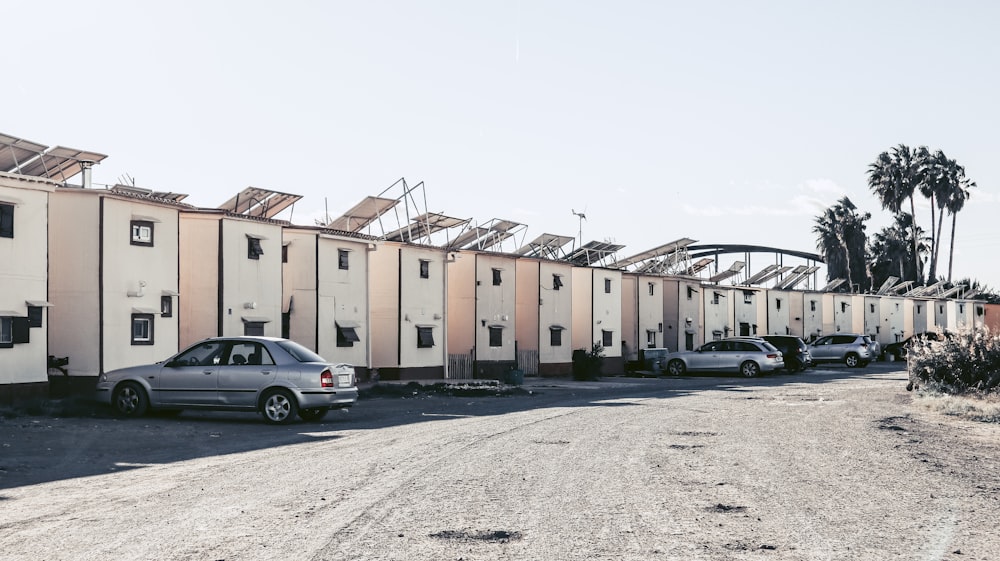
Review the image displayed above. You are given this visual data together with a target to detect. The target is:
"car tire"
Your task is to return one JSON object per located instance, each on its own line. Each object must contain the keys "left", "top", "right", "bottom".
{"left": 844, "top": 353, "right": 860, "bottom": 368}
{"left": 298, "top": 408, "right": 329, "bottom": 422}
{"left": 666, "top": 359, "right": 686, "bottom": 376}
{"left": 112, "top": 382, "right": 148, "bottom": 418}
{"left": 740, "top": 361, "right": 760, "bottom": 378}
{"left": 261, "top": 389, "right": 298, "bottom": 425}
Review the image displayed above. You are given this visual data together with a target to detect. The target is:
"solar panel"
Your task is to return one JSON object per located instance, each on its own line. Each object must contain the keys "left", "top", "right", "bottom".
{"left": 515, "top": 233, "right": 574, "bottom": 259}
{"left": 326, "top": 196, "right": 399, "bottom": 232}
{"left": 218, "top": 187, "right": 303, "bottom": 219}
{"left": 383, "top": 212, "right": 470, "bottom": 242}
{"left": 684, "top": 257, "right": 714, "bottom": 275}
{"left": 875, "top": 276, "right": 900, "bottom": 295}
{"left": 617, "top": 238, "right": 696, "bottom": 268}
{"left": 708, "top": 261, "right": 744, "bottom": 283}
{"left": 564, "top": 240, "right": 625, "bottom": 266}
{"left": 14, "top": 145, "right": 108, "bottom": 182}
{"left": 0, "top": 132, "right": 48, "bottom": 173}
{"left": 821, "top": 278, "right": 847, "bottom": 292}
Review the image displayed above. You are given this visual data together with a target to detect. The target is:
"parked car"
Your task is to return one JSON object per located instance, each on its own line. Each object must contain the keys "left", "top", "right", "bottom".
{"left": 808, "top": 334, "right": 873, "bottom": 368}
{"left": 96, "top": 336, "right": 358, "bottom": 424}
{"left": 762, "top": 335, "right": 812, "bottom": 372}
{"left": 882, "top": 332, "right": 946, "bottom": 362}
{"left": 664, "top": 337, "right": 783, "bottom": 378}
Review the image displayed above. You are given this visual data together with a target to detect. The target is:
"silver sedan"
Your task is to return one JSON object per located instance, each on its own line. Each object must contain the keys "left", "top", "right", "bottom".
{"left": 664, "top": 338, "right": 783, "bottom": 377}
{"left": 96, "top": 336, "right": 358, "bottom": 424}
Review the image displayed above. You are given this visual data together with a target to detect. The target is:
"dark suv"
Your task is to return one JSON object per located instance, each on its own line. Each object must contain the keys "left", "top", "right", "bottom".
{"left": 762, "top": 335, "right": 812, "bottom": 372}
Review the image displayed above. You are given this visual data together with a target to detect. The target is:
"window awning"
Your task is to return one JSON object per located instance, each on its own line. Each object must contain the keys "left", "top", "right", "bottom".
{"left": 0, "top": 310, "right": 25, "bottom": 317}
{"left": 161, "top": 290, "right": 180, "bottom": 297}
{"left": 549, "top": 324, "right": 566, "bottom": 330}
{"left": 336, "top": 319, "right": 361, "bottom": 329}
{"left": 132, "top": 307, "right": 159, "bottom": 314}
{"left": 241, "top": 316, "right": 272, "bottom": 323}
{"left": 131, "top": 214, "right": 161, "bottom": 223}
{"left": 246, "top": 233, "right": 268, "bottom": 240}
{"left": 25, "top": 300, "right": 53, "bottom": 307}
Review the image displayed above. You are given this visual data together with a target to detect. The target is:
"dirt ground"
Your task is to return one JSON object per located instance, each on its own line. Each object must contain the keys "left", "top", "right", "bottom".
{"left": 1, "top": 364, "right": 999, "bottom": 560}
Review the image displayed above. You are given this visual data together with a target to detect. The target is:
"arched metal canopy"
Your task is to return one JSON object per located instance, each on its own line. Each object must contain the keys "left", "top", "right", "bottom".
{"left": 687, "top": 244, "right": 823, "bottom": 263}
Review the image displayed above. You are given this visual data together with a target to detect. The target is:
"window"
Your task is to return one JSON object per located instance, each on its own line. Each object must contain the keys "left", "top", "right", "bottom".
{"left": 417, "top": 326, "right": 435, "bottom": 348}
{"left": 227, "top": 342, "right": 274, "bottom": 366}
{"left": 687, "top": 286, "right": 696, "bottom": 300}
{"left": 553, "top": 274, "right": 563, "bottom": 290}
{"left": 336, "top": 322, "right": 361, "bottom": 347}
{"left": 338, "top": 249, "right": 350, "bottom": 270}
{"left": 743, "top": 291, "right": 753, "bottom": 304}
{"left": 810, "top": 300, "right": 816, "bottom": 312}
{"left": 282, "top": 245, "right": 289, "bottom": 263}
{"left": 419, "top": 259, "right": 430, "bottom": 279}
{"left": 712, "top": 292, "right": 721, "bottom": 305}
{"left": 775, "top": 298, "right": 782, "bottom": 310}
{"left": 130, "top": 220, "right": 153, "bottom": 246}
{"left": 870, "top": 304, "right": 876, "bottom": 313}
{"left": 917, "top": 305, "right": 922, "bottom": 314}
{"left": 939, "top": 305, "right": 944, "bottom": 314}
{"left": 248, "top": 237, "right": 264, "bottom": 260}
{"left": 131, "top": 313, "right": 154, "bottom": 345}
{"left": 27, "top": 306, "right": 43, "bottom": 328}
{"left": 840, "top": 302, "right": 848, "bottom": 313}
{"left": 244, "top": 321, "right": 265, "bottom": 336}
{"left": 172, "top": 341, "right": 225, "bottom": 367}
{"left": 489, "top": 326, "right": 503, "bottom": 347}
{"left": 492, "top": 268, "right": 502, "bottom": 286}
{"left": 959, "top": 304, "right": 965, "bottom": 314}
{"left": 161, "top": 296, "right": 173, "bottom": 317}
{"left": 602, "top": 330, "right": 613, "bottom": 347}
{"left": 739, "top": 322, "right": 750, "bottom": 336}
{"left": 0, "top": 317, "right": 12, "bottom": 347}
{"left": 0, "top": 203, "right": 13, "bottom": 238}
{"left": 604, "top": 278, "right": 612, "bottom": 294}
{"left": 550, "top": 327, "right": 563, "bottom": 346}
{"left": 646, "top": 330, "right": 656, "bottom": 347}
{"left": 648, "top": 282, "right": 655, "bottom": 296}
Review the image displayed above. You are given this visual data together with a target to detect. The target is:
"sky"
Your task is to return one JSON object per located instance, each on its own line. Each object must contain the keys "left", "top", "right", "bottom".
{"left": 4, "top": 1, "right": 1000, "bottom": 289}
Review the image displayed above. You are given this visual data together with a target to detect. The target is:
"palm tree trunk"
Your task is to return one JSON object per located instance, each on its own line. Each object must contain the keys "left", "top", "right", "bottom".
{"left": 927, "top": 193, "right": 938, "bottom": 282}
{"left": 909, "top": 195, "right": 922, "bottom": 283}
{"left": 948, "top": 211, "right": 957, "bottom": 282}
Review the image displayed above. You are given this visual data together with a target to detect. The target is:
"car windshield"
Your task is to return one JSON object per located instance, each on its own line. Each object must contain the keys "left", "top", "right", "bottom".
{"left": 761, "top": 341, "right": 779, "bottom": 352}
{"left": 276, "top": 340, "right": 327, "bottom": 363}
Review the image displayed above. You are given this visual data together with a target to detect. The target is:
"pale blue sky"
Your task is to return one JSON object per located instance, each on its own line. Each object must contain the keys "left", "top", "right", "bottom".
{"left": 5, "top": 1, "right": 999, "bottom": 288}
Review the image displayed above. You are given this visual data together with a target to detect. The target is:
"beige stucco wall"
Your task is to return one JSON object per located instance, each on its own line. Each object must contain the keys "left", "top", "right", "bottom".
{"left": 369, "top": 242, "right": 446, "bottom": 370}
{"left": 281, "top": 229, "right": 318, "bottom": 350}
{"left": 0, "top": 175, "right": 56, "bottom": 384}
{"left": 514, "top": 258, "right": 540, "bottom": 353}
{"left": 766, "top": 289, "right": 790, "bottom": 336}
{"left": 446, "top": 250, "right": 476, "bottom": 356}
{"left": 179, "top": 213, "right": 220, "bottom": 347}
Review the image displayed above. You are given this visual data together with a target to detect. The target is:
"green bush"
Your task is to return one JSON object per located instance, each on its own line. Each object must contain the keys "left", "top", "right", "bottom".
{"left": 908, "top": 328, "right": 1000, "bottom": 394}
{"left": 572, "top": 343, "right": 605, "bottom": 380}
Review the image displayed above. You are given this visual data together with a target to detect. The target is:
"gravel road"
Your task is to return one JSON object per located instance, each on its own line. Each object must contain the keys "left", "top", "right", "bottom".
{"left": 2, "top": 365, "right": 998, "bottom": 560}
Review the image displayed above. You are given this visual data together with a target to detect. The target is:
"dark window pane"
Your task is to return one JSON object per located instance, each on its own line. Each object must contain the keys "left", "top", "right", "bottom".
{"left": 0, "top": 203, "right": 13, "bottom": 238}
{"left": 130, "top": 220, "right": 154, "bottom": 246}
{"left": 339, "top": 249, "right": 349, "bottom": 270}
{"left": 27, "top": 306, "right": 43, "bottom": 328}
{"left": 244, "top": 321, "right": 265, "bottom": 336}
{"left": 417, "top": 326, "right": 435, "bottom": 348}
{"left": 489, "top": 326, "right": 502, "bottom": 347}
{"left": 248, "top": 238, "right": 264, "bottom": 260}
{"left": 550, "top": 328, "right": 562, "bottom": 346}
{"left": 492, "top": 268, "right": 502, "bottom": 285}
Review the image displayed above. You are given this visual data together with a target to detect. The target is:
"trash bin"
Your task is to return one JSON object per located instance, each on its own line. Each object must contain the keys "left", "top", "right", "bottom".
{"left": 506, "top": 369, "right": 524, "bottom": 386}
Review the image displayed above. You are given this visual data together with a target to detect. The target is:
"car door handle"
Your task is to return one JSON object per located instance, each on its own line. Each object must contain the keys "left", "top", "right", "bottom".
{"left": 203, "top": 370, "right": 214, "bottom": 375}
{"left": 261, "top": 370, "right": 273, "bottom": 375}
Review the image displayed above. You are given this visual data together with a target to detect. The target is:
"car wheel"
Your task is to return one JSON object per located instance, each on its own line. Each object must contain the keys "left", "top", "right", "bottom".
{"left": 844, "top": 353, "right": 860, "bottom": 368}
{"left": 112, "top": 382, "right": 148, "bottom": 418}
{"left": 666, "top": 359, "right": 686, "bottom": 376}
{"left": 299, "top": 408, "right": 329, "bottom": 422}
{"left": 261, "top": 389, "right": 298, "bottom": 425}
{"left": 740, "top": 361, "right": 760, "bottom": 378}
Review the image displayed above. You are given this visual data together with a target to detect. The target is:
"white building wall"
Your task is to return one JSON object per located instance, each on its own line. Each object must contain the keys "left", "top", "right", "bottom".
{"left": 179, "top": 213, "right": 220, "bottom": 348}
{"left": 802, "top": 292, "right": 824, "bottom": 342}
{"left": 281, "top": 229, "right": 318, "bottom": 350}
{"left": 637, "top": 275, "right": 664, "bottom": 351}
{"left": 220, "top": 218, "right": 283, "bottom": 338}
{"left": 864, "top": 296, "right": 881, "bottom": 345}
{"left": 704, "top": 287, "right": 733, "bottom": 340}
{"left": 593, "top": 269, "right": 622, "bottom": 358}
{"left": 398, "top": 244, "right": 446, "bottom": 369}
{"left": 0, "top": 175, "right": 56, "bottom": 387}
{"left": 882, "top": 296, "right": 906, "bottom": 344}
{"left": 474, "top": 253, "right": 517, "bottom": 362}
{"left": 316, "top": 233, "right": 372, "bottom": 367}
{"left": 538, "top": 260, "right": 573, "bottom": 365}
{"left": 912, "top": 299, "right": 930, "bottom": 334}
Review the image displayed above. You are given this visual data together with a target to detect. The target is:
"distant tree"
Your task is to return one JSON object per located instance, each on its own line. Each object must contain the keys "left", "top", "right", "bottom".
{"left": 934, "top": 155, "right": 976, "bottom": 282}
{"left": 814, "top": 197, "right": 871, "bottom": 292}
{"left": 950, "top": 278, "right": 1000, "bottom": 304}
{"left": 868, "top": 213, "right": 927, "bottom": 289}
{"left": 867, "top": 144, "right": 929, "bottom": 283}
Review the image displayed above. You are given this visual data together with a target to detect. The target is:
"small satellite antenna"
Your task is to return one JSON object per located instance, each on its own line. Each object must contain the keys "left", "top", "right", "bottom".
{"left": 572, "top": 208, "right": 587, "bottom": 247}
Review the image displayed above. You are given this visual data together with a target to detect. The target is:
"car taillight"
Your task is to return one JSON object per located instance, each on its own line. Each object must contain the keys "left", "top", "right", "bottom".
{"left": 321, "top": 369, "right": 333, "bottom": 388}
{"left": 767, "top": 353, "right": 779, "bottom": 359}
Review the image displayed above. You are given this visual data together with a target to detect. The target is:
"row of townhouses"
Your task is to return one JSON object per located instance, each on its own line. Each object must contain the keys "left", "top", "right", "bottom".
{"left": 2, "top": 135, "right": 997, "bottom": 404}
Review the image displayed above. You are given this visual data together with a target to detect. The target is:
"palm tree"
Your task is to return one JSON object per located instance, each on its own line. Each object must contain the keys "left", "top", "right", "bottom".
{"left": 944, "top": 171, "right": 975, "bottom": 282}
{"left": 814, "top": 197, "right": 871, "bottom": 291}
{"left": 868, "top": 144, "right": 928, "bottom": 283}
{"left": 869, "top": 213, "right": 925, "bottom": 285}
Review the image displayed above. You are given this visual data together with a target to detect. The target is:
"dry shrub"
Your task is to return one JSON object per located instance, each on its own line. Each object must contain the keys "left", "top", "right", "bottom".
{"left": 908, "top": 328, "right": 1000, "bottom": 395}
